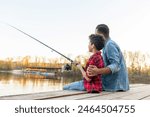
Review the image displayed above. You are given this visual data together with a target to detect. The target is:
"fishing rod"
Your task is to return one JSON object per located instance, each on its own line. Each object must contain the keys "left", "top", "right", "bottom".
{"left": 4, "top": 23, "right": 74, "bottom": 63}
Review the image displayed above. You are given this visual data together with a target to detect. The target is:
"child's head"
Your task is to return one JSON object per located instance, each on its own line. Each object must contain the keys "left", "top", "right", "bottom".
{"left": 88, "top": 34, "right": 105, "bottom": 52}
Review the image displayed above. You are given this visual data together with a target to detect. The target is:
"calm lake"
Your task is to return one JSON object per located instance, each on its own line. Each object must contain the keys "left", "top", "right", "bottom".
{"left": 0, "top": 72, "right": 81, "bottom": 96}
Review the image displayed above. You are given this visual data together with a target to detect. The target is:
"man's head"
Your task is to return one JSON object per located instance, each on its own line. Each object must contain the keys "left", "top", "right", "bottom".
{"left": 88, "top": 34, "right": 105, "bottom": 52}
{"left": 95, "top": 24, "right": 109, "bottom": 39}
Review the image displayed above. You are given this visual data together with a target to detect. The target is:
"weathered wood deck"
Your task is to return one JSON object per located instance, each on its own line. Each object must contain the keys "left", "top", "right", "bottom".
{"left": 0, "top": 84, "right": 150, "bottom": 100}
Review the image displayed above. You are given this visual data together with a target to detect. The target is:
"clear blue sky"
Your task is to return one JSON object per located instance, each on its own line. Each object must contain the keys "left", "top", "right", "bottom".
{"left": 0, "top": 0, "right": 150, "bottom": 60}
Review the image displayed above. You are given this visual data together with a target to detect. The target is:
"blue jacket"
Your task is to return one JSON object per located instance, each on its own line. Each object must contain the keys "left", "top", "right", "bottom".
{"left": 102, "top": 38, "right": 129, "bottom": 91}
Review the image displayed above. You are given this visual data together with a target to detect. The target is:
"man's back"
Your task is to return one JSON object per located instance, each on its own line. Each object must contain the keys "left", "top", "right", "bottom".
{"left": 102, "top": 38, "right": 129, "bottom": 91}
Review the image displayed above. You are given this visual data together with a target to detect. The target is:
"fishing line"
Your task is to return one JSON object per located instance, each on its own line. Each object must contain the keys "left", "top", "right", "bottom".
{"left": 3, "top": 23, "right": 74, "bottom": 63}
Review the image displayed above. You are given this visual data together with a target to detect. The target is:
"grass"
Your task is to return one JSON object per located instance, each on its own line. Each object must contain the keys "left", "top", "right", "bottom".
{"left": 129, "top": 75, "right": 150, "bottom": 84}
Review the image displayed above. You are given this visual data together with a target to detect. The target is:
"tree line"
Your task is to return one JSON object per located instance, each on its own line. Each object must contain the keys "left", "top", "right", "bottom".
{"left": 0, "top": 51, "right": 150, "bottom": 77}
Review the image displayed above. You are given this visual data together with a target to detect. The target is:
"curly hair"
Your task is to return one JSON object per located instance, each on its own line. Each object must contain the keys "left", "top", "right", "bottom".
{"left": 89, "top": 34, "right": 105, "bottom": 50}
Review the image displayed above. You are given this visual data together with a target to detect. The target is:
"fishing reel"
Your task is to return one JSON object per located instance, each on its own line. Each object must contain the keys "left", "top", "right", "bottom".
{"left": 63, "top": 63, "right": 72, "bottom": 71}
{"left": 62, "top": 63, "right": 72, "bottom": 71}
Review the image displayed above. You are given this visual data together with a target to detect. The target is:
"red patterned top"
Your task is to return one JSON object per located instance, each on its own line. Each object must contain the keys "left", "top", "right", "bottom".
{"left": 84, "top": 51, "right": 104, "bottom": 93}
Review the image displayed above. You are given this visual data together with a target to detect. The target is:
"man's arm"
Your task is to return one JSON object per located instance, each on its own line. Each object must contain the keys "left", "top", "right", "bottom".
{"left": 87, "top": 40, "right": 122, "bottom": 76}
{"left": 87, "top": 65, "right": 111, "bottom": 76}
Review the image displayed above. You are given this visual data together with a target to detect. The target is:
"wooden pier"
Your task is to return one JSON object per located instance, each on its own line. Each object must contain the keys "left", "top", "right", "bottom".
{"left": 0, "top": 84, "right": 150, "bottom": 100}
{"left": 25, "top": 66, "right": 62, "bottom": 73}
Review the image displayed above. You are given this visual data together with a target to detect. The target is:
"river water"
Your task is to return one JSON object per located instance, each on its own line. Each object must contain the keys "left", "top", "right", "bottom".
{"left": 0, "top": 72, "right": 81, "bottom": 96}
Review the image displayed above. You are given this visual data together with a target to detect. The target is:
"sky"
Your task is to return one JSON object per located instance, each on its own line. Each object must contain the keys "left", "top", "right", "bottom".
{"left": 0, "top": 0, "right": 150, "bottom": 61}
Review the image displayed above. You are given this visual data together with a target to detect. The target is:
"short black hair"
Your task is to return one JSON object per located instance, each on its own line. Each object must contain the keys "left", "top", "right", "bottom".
{"left": 96, "top": 24, "right": 109, "bottom": 38}
{"left": 89, "top": 34, "right": 105, "bottom": 50}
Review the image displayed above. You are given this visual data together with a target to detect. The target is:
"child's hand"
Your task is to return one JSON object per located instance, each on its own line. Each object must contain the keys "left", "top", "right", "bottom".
{"left": 82, "top": 72, "right": 91, "bottom": 82}
{"left": 72, "top": 61, "right": 80, "bottom": 66}
{"left": 81, "top": 71, "right": 86, "bottom": 78}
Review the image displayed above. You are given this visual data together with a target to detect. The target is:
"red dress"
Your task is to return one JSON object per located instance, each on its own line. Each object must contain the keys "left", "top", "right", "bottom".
{"left": 84, "top": 51, "right": 104, "bottom": 93}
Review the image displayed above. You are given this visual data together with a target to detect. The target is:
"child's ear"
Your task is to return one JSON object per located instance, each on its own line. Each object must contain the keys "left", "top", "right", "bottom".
{"left": 91, "top": 44, "right": 95, "bottom": 49}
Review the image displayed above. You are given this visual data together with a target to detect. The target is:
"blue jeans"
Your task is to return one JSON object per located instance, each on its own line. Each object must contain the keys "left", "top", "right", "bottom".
{"left": 63, "top": 80, "right": 85, "bottom": 91}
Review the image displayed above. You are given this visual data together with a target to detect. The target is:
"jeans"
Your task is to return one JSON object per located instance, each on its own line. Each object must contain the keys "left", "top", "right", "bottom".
{"left": 63, "top": 80, "right": 85, "bottom": 91}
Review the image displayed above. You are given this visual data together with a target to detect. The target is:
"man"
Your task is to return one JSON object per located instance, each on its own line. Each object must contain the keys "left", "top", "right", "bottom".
{"left": 87, "top": 24, "right": 129, "bottom": 91}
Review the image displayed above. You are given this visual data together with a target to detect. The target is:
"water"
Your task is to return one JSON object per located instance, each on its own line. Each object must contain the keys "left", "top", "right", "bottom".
{"left": 0, "top": 72, "right": 81, "bottom": 96}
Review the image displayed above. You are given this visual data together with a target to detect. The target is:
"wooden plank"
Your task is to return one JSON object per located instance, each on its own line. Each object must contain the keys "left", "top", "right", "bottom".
{"left": 129, "top": 84, "right": 146, "bottom": 88}
{"left": 0, "top": 90, "right": 86, "bottom": 100}
{"left": 48, "top": 92, "right": 112, "bottom": 100}
{"left": 47, "top": 84, "right": 150, "bottom": 100}
{"left": 116, "top": 90, "right": 150, "bottom": 100}
{"left": 112, "top": 85, "right": 150, "bottom": 100}
{"left": 81, "top": 84, "right": 150, "bottom": 100}
{"left": 141, "top": 95, "right": 150, "bottom": 100}
{"left": 0, "top": 84, "right": 150, "bottom": 100}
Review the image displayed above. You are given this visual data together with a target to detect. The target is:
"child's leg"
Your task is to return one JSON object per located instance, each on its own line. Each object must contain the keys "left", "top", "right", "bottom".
{"left": 63, "top": 80, "right": 85, "bottom": 91}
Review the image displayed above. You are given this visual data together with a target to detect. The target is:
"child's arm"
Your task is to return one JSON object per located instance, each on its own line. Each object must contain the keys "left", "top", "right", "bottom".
{"left": 76, "top": 64, "right": 91, "bottom": 82}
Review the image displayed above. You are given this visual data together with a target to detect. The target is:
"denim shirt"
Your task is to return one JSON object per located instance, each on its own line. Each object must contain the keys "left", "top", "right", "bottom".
{"left": 102, "top": 38, "right": 129, "bottom": 91}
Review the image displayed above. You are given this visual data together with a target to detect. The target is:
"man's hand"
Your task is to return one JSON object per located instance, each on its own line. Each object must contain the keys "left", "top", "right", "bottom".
{"left": 87, "top": 65, "right": 99, "bottom": 76}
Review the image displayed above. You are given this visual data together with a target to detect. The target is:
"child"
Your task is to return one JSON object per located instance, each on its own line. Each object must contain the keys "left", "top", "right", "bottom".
{"left": 63, "top": 34, "right": 104, "bottom": 93}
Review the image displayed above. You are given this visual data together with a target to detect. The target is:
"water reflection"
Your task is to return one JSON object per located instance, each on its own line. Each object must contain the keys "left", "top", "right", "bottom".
{"left": 0, "top": 73, "right": 81, "bottom": 96}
